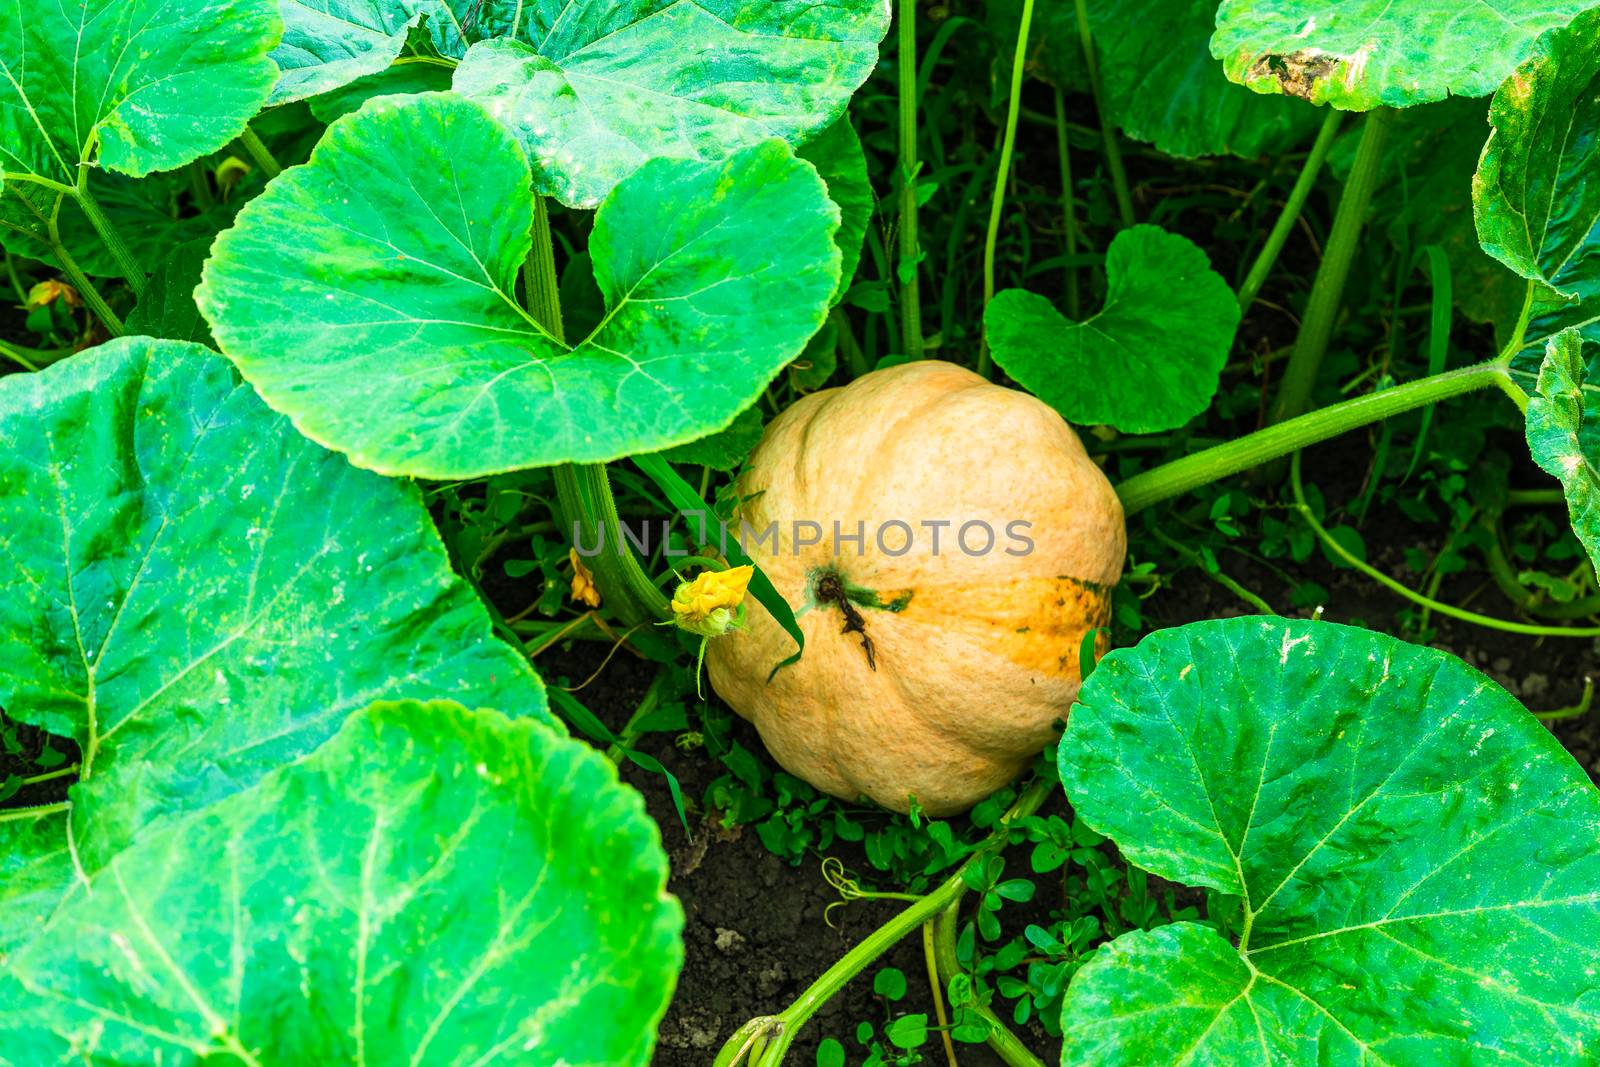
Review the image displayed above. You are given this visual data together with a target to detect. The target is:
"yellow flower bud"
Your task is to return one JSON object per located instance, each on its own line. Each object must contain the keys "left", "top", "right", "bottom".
{"left": 670, "top": 565, "right": 754, "bottom": 637}
{"left": 568, "top": 549, "right": 601, "bottom": 608}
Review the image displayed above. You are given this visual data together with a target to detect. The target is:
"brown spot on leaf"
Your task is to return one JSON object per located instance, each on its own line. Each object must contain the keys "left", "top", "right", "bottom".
{"left": 1247, "top": 49, "right": 1341, "bottom": 101}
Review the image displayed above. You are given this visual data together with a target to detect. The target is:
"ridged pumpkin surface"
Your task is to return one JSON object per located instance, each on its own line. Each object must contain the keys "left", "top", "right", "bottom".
{"left": 706, "top": 360, "right": 1125, "bottom": 814}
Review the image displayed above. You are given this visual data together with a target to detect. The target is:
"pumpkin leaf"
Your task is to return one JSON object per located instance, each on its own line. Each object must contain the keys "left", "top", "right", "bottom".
{"left": 1211, "top": 0, "right": 1596, "bottom": 110}
{"left": 0, "top": 0, "right": 281, "bottom": 188}
{"left": 1060, "top": 617, "right": 1600, "bottom": 1064}
{"left": 197, "top": 93, "right": 841, "bottom": 479}
{"left": 125, "top": 238, "right": 216, "bottom": 345}
{"left": 798, "top": 116, "right": 874, "bottom": 305}
{"left": 270, "top": 2, "right": 475, "bottom": 105}
{"left": 989, "top": 0, "right": 1321, "bottom": 159}
{"left": 1474, "top": 8, "right": 1600, "bottom": 302}
{"left": 6, "top": 700, "right": 681, "bottom": 1066}
{"left": 0, "top": 338, "right": 546, "bottom": 914}
{"left": 452, "top": 1, "right": 890, "bottom": 207}
{"left": 0, "top": 818, "right": 70, "bottom": 960}
{"left": 307, "top": 60, "right": 456, "bottom": 122}
{"left": 657, "top": 405, "right": 766, "bottom": 472}
{"left": 1526, "top": 330, "right": 1600, "bottom": 578}
{"left": 985, "top": 225, "right": 1239, "bottom": 432}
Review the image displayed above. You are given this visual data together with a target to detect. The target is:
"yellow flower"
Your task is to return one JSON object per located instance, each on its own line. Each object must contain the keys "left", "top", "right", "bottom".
{"left": 26, "top": 280, "right": 79, "bottom": 310}
{"left": 670, "top": 565, "right": 754, "bottom": 637}
{"left": 568, "top": 549, "right": 601, "bottom": 608}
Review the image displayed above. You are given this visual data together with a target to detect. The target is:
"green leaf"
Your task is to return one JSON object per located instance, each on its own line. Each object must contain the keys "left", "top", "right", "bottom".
{"left": 1474, "top": 9, "right": 1600, "bottom": 301}
{"left": 307, "top": 61, "right": 456, "bottom": 122}
{"left": 1527, "top": 330, "right": 1600, "bottom": 578}
{"left": 874, "top": 966, "right": 909, "bottom": 1001}
{"left": 7, "top": 700, "right": 682, "bottom": 1065}
{"left": 657, "top": 405, "right": 766, "bottom": 472}
{"left": 1060, "top": 617, "right": 1600, "bottom": 1064}
{"left": 125, "top": 238, "right": 216, "bottom": 345}
{"left": 271, "top": 2, "right": 476, "bottom": 105}
{"left": 797, "top": 116, "right": 874, "bottom": 304}
{"left": 197, "top": 94, "right": 841, "bottom": 478}
{"left": 990, "top": 0, "right": 1321, "bottom": 158}
{"left": 0, "top": 0, "right": 281, "bottom": 188}
{"left": 0, "top": 338, "right": 546, "bottom": 904}
{"left": 885, "top": 1013, "right": 929, "bottom": 1049}
{"left": 452, "top": 2, "right": 890, "bottom": 207}
{"left": 1212, "top": 0, "right": 1596, "bottom": 110}
{"left": 0, "top": 817, "right": 69, "bottom": 960}
{"left": 985, "top": 225, "right": 1239, "bottom": 432}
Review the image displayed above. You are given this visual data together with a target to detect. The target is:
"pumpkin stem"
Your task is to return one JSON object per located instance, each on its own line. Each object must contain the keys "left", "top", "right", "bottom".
{"left": 815, "top": 571, "right": 878, "bottom": 671}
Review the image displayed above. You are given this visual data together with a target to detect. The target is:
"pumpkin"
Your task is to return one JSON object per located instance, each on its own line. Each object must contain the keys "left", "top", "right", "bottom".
{"left": 706, "top": 360, "right": 1125, "bottom": 815}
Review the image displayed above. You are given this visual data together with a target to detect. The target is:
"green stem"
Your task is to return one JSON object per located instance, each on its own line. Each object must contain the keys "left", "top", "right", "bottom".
{"left": 1483, "top": 520, "right": 1600, "bottom": 619}
{"left": 0, "top": 337, "right": 73, "bottom": 372}
{"left": 1506, "top": 487, "right": 1565, "bottom": 507}
{"left": 717, "top": 780, "right": 1052, "bottom": 1066}
{"left": 71, "top": 177, "right": 146, "bottom": 297}
{"left": 1117, "top": 362, "right": 1513, "bottom": 515}
{"left": 1267, "top": 108, "right": 1390, "bottom": 427}
{"left": 931, "top": 904, "right": 1045, "bottom": 1067}
{"left": 1237, "top": 109, "right": 1342, "bottom": 314}
{"left": 238, "top": 124, "right": 282, "bottom": 180}
{"left": 19, "top": 764, "right": 78, "bottom": 787}
{"left": 1290, "top": 454, "right": 1600, "bottom": 638}
{"left": 976, "top": 0, "right": 1036, "bottom": 377}
{"left": 1536, "top": 678, "right": 1594, "bottom": 722}
{"left": 1152, "top": 528, "right": 1277, "bottom": 614}
{"left": 897, "top": 0, "right": 925, "bottom": 360}
{"left": 524, "top": 197, "right": 565, "bottom": 338}
{"left": 1072, "top": 0, "right": 1134, "bottom": 229}
{"left": 187, "top": 160, "right": 216, "bottom": 210}
{"left": 47, "top": 207, "right": 122, "bottom": 336}
{"left": 1053, "top": 88, "right": 1080, "bottom": 319}
{"left": 0, "top": 801, "right": 69, "bottom": 824}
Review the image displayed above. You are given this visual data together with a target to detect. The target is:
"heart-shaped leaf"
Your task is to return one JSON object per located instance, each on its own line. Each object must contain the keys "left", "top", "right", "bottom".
{"left": 1060, "top": 617, "right": 1600, "bottom": 1064}
{"left": 985, "top": 225, "right": 1239, "bottom": 432}
{"left": 197, "top": 93, "right": 842, "bottom": 479}
{"left": 1475, "top": 8, "right": 1600, "bottom": 301}
{"left": 1212, "top": 0, "right": 1595, "bottom": 110}
{"left": 453, "top": 1, "right": 889, "bottom": 207}
{"left": 1527, "top": 329, "right": 1600, "bottom": 578}
{"left": 271, "top": 1, "right": 475, "bottom": 105}
{"left": 990, "top": 0, "right": 1321, "bottom": 159}
{"left": 6, "top": 700, "right": 681, "bottom": 1066}
{"left": 0, "top": 338, "right": 546, "bottom": 923}
{"left": 0, "top": 0, "right": 281, "bottom": 188}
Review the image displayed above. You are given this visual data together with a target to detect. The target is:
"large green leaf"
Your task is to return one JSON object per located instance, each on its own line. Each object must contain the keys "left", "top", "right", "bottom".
{"left": 125, "top": 239, "right": 217, "bottom": 345}
{"left": 0, "top": 818, "right": 69, "bottom": 960}
{"left": 989, "top": 0, "right": 1320, "bottom": 159}
{"left": 0, "top": 337, "right": 546, "bottom": 893}
{"left": 1212, "top": 0, "right": 1596, "bottom": 110}
{"left": 271, "top": 2, "right": 477, "bottom": 105}
{"left": 1527, "top": 330, "right": 1600, "bottom": 577}
{"left": 1060, "top": 617, "right": 1600, "bottom": 1064}
{"left": 0, "top": 0, "right": 281, "bottom": 188}
{"left": 452, "top": 1, "right": 890, "bottom": 207}
{"left": 6, "top": 700, "right": 681, "bottom": 1066}
{"left": 985, "top": 225, "right": 1239, "bottom": 432}
{"left": 1475, "top": 8, "right": 1600, "bottom": 300}
{"left": 197, "top": 93, "right": 841, "bottom": 479}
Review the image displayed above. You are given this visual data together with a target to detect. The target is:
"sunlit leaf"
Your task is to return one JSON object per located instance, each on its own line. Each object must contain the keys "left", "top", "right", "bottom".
{"left": 0, "top": 338, "right": 546, "bottom": 917}
{"left": 1212, "top": 0, "right": 1595, "bottom": 110}
{"left": 453, "top": 1, "right": 889, "bottom": 206}
{"left": 271, "top": 2, "right": 475, "bottom": 105}
{"left": 986, "top": 225, "right": 1239, "bottom": 432}
{"left": 6, "top": 701, "right": 681, "bottom": 1066}
{"left": 0, "top": 0, "right": 281, "bottom": 187}
{"left": 1061, "top": 617, "right": 1600, "bottom": 1064}
{"left": 197, "top": 93, "right": 841, "bottom": 478}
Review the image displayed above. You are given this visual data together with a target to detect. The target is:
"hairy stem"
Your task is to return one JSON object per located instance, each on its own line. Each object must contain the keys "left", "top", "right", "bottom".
{"left": 897, "top": 0, "right": 925, "bottom": 359}
{"left": 48, "top": 204, "right": 122, "bottom": 336}
{"left": 1117, "top": 362, "right": 1514, "bottom": 515}
{"left": 72, "top": 175, "right": 146, "bottom": 297}
{"left": 1266, "top": 107, "right": 1390, "bottom": 429}
{"left": 1236, "top": 109, "right": 1342, "bottom": 314}
{"left": 977, "top": 0, "right": 1036, "bottom": 377}
{"left": 238, "top": 124, "right": 282, "bottom": 180}
{"left": 1072, "top": 0, "right": 1134, "bottom": 229}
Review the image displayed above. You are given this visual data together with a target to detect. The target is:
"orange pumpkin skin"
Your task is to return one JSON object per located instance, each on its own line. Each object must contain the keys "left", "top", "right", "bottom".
{"left": 706, "top": 360, "right": 1125, "bottom": 815}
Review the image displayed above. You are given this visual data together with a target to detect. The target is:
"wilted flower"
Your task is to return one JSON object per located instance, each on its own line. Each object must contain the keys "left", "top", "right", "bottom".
{"left": 26, "top": 280, "right": 79, "bottom": 310}
{"left": 568, "top": 549, "right": 601, "bottom": 608}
